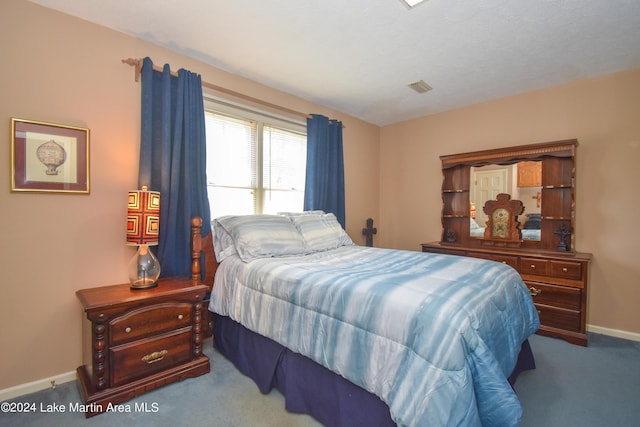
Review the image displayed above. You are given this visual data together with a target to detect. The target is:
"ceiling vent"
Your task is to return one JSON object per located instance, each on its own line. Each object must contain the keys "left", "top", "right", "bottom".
{"left": 408, "top": 80, "right": 433, "bottom": 94}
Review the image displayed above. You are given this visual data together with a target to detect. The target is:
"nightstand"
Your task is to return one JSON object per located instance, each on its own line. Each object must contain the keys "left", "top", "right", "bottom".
{"left": 75, "top": 277, "right": 210, "bottom": 417}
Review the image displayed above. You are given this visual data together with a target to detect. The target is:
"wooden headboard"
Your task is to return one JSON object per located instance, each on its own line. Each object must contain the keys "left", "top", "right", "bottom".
{"left": 190, "top": 216, "right": 219, "bottom": 292}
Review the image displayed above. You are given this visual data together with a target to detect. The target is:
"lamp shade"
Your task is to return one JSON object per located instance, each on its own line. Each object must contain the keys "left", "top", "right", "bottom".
{"left": 127, "top": 186, "right": 160, "bottom": 246}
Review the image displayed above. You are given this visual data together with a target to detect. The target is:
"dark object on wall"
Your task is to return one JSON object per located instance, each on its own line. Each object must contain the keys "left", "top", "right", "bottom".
{"left": 362, "top": 218, "right": 377, "bottom": 247}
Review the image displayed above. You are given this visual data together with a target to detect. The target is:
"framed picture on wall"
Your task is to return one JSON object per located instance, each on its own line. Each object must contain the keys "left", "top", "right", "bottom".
{"left": 11, "top": 118, "right": 90, "bottom": 194}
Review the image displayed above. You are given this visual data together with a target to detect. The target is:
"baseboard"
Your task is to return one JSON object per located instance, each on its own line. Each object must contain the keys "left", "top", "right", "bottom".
{"left": 587, "top": 324, "right": 640, "bottom": 342}
{"left": 0, "top": 371, "right": 76, "bottom": 402}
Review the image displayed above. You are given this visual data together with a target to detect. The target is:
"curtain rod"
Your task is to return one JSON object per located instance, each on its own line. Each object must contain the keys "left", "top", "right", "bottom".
{"left": 121, "top": 58, "right": 317, "bottom": 122}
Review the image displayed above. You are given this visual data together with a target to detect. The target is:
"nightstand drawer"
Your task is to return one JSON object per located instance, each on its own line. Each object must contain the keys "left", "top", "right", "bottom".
{"left": 110, "top": 328, "right": 192, "bottom": 387}
{"left": 110, "top": 303, "right": 192, "bottom": 345}
{"left": 526, "top": 281, "right": 581, "bottom": 310}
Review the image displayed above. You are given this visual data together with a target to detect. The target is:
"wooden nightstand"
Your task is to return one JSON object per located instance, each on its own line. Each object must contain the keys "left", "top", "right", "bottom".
{"left": 75, "top": 277, "right": 210, "bottom": 417}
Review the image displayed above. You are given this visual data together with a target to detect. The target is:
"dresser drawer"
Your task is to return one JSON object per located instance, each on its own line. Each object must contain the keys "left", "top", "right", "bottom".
{"left": 110, "top": 303, "right": 192, "bottom": 345}
{"left": 466, "top": 252, "right": 519, "bottom": 269}
{"left": 110, "top": 328, "right": 192, "bottom": 387}
{"left": 520, "top": 258, "right": 549, "bottom": 276}
{"left": 550, "top": 260, "right": 582, "bottom": 281}
{"left": 536, "top": 305, "right": 581, "bottom": 332}
{"left": 526, "top": 281, "right": 581, "bottom": 311}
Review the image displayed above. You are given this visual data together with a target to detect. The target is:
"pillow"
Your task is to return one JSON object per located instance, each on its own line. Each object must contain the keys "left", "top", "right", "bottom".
{"left": 212, "top": 217, "right": 238, "bottom": 262}
{"left": 216, "top": 214, "right": 308, "bottom": 262}
{"left": 290, "top": 212, "right": 353, "bottom": 253}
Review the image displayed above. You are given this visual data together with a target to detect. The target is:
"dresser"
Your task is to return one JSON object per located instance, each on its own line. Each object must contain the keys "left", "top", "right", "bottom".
{"left": 421, "top": 242, "right": 591, "bottom": 346}
{"left": 431, "top": 140, "right": 592, "bottom": 346}
{"left": 76, "top": 277, "right": 210, "bottom": 417}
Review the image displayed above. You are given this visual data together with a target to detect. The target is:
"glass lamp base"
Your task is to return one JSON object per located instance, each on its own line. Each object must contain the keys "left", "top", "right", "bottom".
{"left": 128, "top": 244, "right": 161, "bottom": 290}
{"left": 130, "top": 277, "right": 158, "bottom": 290}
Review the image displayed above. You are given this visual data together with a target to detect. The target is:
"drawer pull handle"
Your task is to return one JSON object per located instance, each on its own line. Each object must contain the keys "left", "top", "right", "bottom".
{"left": 178, "top": 314, "right": 184, "bottom": 320}
{"left": 530, "top": 264, "right": 536, "bottom": 269}
{"left": 562, "top": 267, "right": 568, "bottom": 272}
{"left": 142, "top": 350, "right": 168, "bottom": 364}
{"left": 501, "top": 261, "right": 507, "bottom": 264}
{"left": 125, "top": 327, "right": 132, "bottom": 333}
{"left": 529, "top": 287, "right": 542, "bottom": 296}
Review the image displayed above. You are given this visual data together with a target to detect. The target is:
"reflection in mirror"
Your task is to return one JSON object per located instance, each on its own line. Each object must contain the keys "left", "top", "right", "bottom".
{"left": 470, "top": 161, "right": 542, "bottom": 241}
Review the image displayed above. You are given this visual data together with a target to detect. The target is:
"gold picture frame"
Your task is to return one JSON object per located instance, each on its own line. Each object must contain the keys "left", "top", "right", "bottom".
{"left": 11, "top": 118, "right": 90, "bottom": 194}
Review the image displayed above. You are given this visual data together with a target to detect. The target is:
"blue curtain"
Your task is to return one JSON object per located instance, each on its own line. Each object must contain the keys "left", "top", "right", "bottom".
{"left": 139, "top": 57, "right": 212, "bottom": 278}
{"left": 304, "top": 114, "right": 346, "bottom": 228}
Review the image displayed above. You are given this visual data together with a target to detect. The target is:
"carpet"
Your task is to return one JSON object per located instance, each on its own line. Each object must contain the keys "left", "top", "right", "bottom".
{"left": 2, "top": 333, "right": 638, "bottom": 426}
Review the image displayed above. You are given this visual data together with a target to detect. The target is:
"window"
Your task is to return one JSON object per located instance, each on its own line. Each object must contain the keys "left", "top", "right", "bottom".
{"left": 204, "top": 102, "right": 307, "bottom": 219}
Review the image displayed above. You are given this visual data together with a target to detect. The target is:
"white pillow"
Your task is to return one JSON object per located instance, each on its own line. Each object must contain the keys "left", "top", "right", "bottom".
{"left": 290, "top": 213, "right": 353, "bottom": 253}
{"left": 212, "top": 217, "right": 238, "bottom": 262}
{"left": 216, "top": 214, "right": 308, "bottom": 262}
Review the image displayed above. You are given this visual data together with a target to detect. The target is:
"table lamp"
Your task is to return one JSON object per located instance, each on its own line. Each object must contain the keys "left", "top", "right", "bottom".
{"left": 126, "top": 186, "right": 161, "bottom": 289}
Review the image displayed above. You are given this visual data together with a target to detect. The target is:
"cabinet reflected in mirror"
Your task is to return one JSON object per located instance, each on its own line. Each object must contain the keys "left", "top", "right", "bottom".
{"left": 470, "top": 162, "right": 542, "bottom": 241}
{"left": 439, "top": 139, "right": 577, "bottom": 252}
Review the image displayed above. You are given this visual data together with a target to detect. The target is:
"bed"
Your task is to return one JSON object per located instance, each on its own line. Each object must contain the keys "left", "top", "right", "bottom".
{"left": 190, "top": 212, "right": 539, "bottom": 427}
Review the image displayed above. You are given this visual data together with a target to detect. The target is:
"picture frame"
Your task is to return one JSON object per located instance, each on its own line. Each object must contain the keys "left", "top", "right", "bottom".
{"left": 11, "top": 118, "right": 90, "bottom": 194}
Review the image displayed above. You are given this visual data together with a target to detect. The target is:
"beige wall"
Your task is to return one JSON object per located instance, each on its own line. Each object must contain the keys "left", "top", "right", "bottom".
{"left": 379, "top": 69, "right": 640, "bottom": 336}
{"left": 0, "top": 0, "right": 379, "bottom": 390}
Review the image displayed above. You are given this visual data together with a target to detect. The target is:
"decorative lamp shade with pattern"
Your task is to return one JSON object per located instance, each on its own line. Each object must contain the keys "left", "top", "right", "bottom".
{"left": 126, "top": 186, "right": 161, "bottom": 289}
{"left": 127, "top": 187, "right": 161, "bottom": 245}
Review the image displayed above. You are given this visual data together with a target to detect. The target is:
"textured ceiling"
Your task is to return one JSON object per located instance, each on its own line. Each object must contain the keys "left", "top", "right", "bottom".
{"left": 28, "top": 0, "right": 640, "bottom": 126}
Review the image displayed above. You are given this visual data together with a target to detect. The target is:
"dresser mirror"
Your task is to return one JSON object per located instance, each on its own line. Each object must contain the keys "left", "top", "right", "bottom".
{"left": 439, "top": 139, "right": 577, "bottom": 253}
{"left": 470, "top": 161, "right": 542, "bottom": 241}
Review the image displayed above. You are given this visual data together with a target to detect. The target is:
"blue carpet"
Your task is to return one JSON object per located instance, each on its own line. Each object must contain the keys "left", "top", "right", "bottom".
{"left": 516, "top": 333, "right": 640, "bottom": 427}
{"left": 2, "top": 333, "right": 638, "bottom": 426}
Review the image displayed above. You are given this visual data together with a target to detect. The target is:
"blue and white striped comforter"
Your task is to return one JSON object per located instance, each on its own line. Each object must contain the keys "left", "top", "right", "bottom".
{"left": 209, "top": 246, "right": 539, "bottom": 427}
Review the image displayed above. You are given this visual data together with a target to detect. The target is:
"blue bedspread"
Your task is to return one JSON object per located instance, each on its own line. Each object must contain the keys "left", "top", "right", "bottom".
{"left": 209, "top": 246, "right": 539, "bottom": 426}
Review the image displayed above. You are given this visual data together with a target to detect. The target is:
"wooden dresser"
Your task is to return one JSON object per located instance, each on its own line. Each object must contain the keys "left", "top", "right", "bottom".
{"left": 76, "top": 277, "right": 210, "bottom": 417}
{"left": 421, "top": 242, "right": 591, "bottom": 346}
{"left": 430, "top": 140, "right": 593, "bottom": 346}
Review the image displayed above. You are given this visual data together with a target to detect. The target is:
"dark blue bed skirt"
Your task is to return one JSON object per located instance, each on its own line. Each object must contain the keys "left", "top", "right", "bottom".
{"left": 212, "top": 313, "right": 535, "bottom": 427}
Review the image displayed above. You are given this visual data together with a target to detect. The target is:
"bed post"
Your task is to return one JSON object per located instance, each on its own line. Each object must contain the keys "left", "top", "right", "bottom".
{"left": 190, "top": 216, "right": 217, "bottom": 293}
{"left": 191, "top": 217, "right": 203, "bottom": 284}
